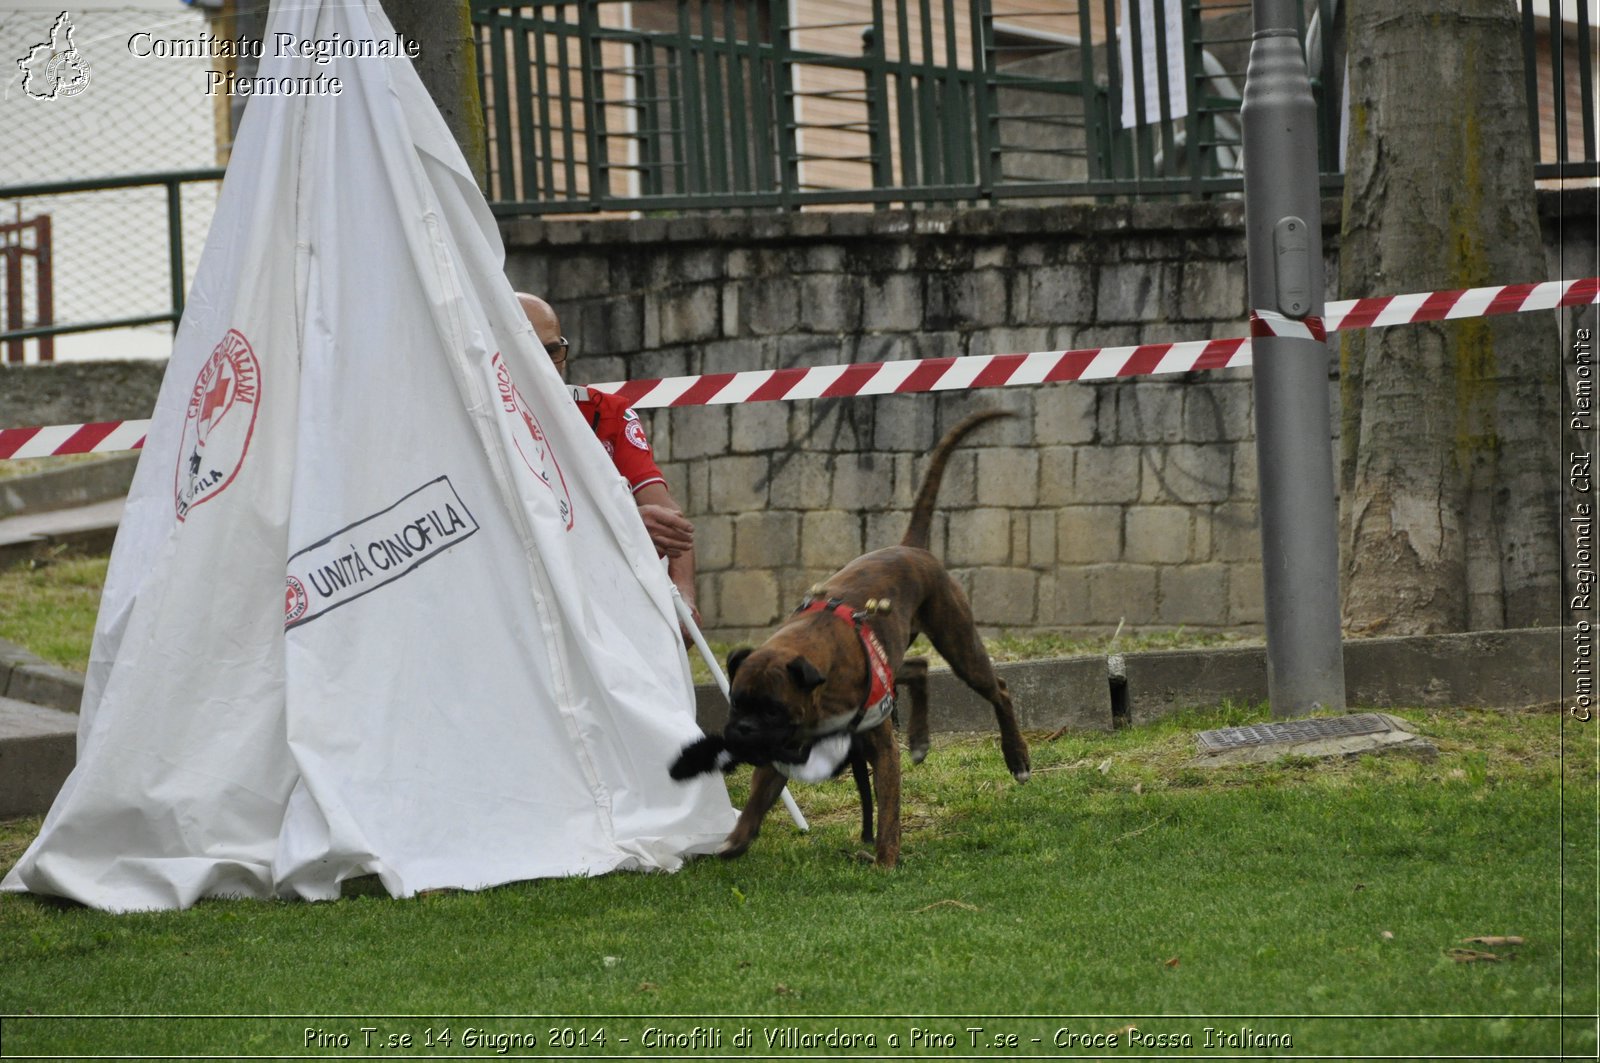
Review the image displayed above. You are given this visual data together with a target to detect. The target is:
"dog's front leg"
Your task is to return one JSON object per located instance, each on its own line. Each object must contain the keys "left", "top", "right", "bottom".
{"left": 718, "top": 765, "right": 788, "bottom": 860}
{"left": 867, "top": 720, "right": 901, "bottom": 868}
{"left": 849, "top": 743, "right": 874, "bottom": 844}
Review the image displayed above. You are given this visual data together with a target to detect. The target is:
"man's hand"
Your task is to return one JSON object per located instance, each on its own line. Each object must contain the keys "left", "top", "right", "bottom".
{"left": 636, "top": 502, "right": 694, "bottom": 558}
{"left": 673, "top": 577, "right": 702, "bottom": 644}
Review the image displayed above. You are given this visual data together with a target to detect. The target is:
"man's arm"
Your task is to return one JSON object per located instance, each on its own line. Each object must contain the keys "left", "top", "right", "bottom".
{"left": 579, "top": 390, "right": 700, "bottom": 628}
{"left": 633, "top": 482, "right": 693, "bottom": 557}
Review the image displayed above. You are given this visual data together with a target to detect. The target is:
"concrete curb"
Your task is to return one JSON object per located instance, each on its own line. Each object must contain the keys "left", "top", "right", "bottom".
{"left": 1120, "top": 644, "right": 1269, "bottom": 726}
{"left": 0, "top": 638, "right": 85, "bottom": 714}
{"left": 0, "top": 696, "right": 80, "bottom": 818}
{"left": 0, "top": 453, "right": 139, "bottom": 519}
{"left": 1118, "top": 627, "right": 1562, "bottom": 725}
{"left": 0, "top": 731, "right": 77, "bottom": 819}
{"left": 692, "top": 653, "right": 1113, "bottom": 734}
{"left": 927, "top": 656, "right": 1113, "bottom": 732}
{"left": 0, "top": 500, "right": 124, "bottom": 567}
{"left": 0, "top": 456, "right": 134, "bottom": 566}
{"left": 0, "top": 627, "right": 1566, "bottom": 818}
{"left": 1343, "top": 628, "right": 1563, "bottom": 710}
{"left": 693, "top": 627, "right": 1561, "bottom": 735}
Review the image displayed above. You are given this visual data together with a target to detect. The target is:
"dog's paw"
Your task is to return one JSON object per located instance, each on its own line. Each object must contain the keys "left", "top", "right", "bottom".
{"left": 716, "top": 836, "right": 752, "bottom": 860}
{"left": 1004, "top": 745, "right": 1031, "bottom": 784}
{"left": 670, "top": 735, "right": 733, "bottom": 780}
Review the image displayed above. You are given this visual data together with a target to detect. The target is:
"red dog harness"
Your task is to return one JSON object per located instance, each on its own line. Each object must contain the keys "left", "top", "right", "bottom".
{"left": 797, "top": 599, "right": 896, "bottom": 732}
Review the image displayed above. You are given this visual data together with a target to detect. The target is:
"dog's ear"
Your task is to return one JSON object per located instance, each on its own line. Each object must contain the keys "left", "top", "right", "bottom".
{"left": 787, "top": 655, "right": 826, "bottom": 693}
{"left": 726, "top": 646, "right": 753, "bottom": 679}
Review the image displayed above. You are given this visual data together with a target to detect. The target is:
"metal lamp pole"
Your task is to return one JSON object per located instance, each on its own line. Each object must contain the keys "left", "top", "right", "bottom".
{"left": 1241, "top": 0, "right": 1347, "bottom": 717}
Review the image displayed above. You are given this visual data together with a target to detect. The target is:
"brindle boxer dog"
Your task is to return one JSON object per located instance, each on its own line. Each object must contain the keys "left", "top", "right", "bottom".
{"left": 670, "top": 410, "right": 1030, "bottom": 868}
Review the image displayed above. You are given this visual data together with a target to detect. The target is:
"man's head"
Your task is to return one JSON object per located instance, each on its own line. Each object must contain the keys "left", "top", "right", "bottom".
{"left": 516, "top": 292, "right": 570, "bottom": 379}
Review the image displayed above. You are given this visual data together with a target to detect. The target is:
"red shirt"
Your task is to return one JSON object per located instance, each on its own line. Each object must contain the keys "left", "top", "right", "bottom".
{"left": 570, "top": 385, "right": 665, "bottom": 494}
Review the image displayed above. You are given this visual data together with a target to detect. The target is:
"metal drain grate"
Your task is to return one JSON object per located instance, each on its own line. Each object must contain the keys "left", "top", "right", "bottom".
{"left": 1195, "top": 713, "right": 1397, "bottom": 754}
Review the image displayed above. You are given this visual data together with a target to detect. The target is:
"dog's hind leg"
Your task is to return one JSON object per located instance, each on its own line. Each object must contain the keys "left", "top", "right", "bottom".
{"left": 896, "top": 656, "right": 931, "bottom": 764}
{"left": 919, "top": 584, "right": 1031, "bottom": 784}
{"left": 718, "top": 766, "right": 788, "bottom": 860}
{"left": 849, "top": 741, "right": 874, "bottom": 844}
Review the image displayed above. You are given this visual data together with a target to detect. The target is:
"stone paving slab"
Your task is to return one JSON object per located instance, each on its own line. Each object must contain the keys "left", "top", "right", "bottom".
{"left": 1191, "top": 711, "right": 1438, "bottom": 766}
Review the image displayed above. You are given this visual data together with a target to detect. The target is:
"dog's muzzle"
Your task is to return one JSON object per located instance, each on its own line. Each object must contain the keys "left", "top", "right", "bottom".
{"left": 721, "top": 714, "right": 808, "bottom": 766}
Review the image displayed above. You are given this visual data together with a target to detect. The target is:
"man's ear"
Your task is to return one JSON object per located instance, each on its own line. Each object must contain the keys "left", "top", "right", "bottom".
{"left": 787, "top": 656, "right": 826, "bottom": 693}
{"left": 726, "top": 647, "right": 753, "bottom": 679}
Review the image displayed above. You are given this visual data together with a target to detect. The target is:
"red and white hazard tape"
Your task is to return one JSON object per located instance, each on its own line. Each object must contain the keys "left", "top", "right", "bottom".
{"left": 603, "top": 275, "right": 1600, "bottom": 408}
{"left": 1330, "top": 274, "right": 1600, "bottom": 330}
{"left": 4, "top": 276, "right": 1596, "bottom": 458}
{"left": 602, "top": 335, "right": 1252, "bottom": 409}
{"left": 1251, "top": 275, "right": 1600, "bottom": 343}
{"left": 0, "top": 419, "right": 150, "bottom": 461}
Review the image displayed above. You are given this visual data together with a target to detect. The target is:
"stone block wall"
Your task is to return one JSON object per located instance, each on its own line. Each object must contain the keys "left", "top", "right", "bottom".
{"left": 499, "top": 192, "right": 1592, "bottom": 642}
{"left": 3, "top": 192, "right": 1585, "bottom": 645}
{"left": 504, "top": 200, "right": 1308, "bottom": 642}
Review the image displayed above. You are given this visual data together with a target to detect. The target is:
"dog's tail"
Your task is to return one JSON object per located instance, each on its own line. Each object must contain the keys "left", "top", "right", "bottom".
{"left": 902, "top": 409, "right": 1013, "bottom": 550}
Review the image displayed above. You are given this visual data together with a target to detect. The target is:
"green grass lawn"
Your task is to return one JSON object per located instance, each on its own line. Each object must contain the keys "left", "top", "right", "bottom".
{"left": 2, "top": 704, "right": 1595, "bottom": 1060}
{"left": 0, "top": 555, "right": 108, "bottom": 670}
{"left": 2, "top": 552, "right": 1594, "bottom": 1058}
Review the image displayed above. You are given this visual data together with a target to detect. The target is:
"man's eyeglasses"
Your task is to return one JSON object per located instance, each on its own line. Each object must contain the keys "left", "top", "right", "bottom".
{"left": 545, "top": 336, "right": 570, "bottom": 364}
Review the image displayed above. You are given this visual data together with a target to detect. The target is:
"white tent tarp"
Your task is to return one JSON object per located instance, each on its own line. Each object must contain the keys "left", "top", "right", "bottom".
{"left": 3, "top": 0, "right": 733, "bottom": 911}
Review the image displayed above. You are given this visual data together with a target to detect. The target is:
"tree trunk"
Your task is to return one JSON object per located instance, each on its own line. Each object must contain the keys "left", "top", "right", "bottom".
{"left": 1340, "top": 0, "right": 1560, "bottom": 635}
{"left": 382, "top": 0, "right": 488, "bottom": 191}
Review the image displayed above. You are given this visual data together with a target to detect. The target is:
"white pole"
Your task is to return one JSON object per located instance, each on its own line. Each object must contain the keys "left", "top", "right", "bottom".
{"left": 668, "top": 584, "right": 809, "bottom": 832}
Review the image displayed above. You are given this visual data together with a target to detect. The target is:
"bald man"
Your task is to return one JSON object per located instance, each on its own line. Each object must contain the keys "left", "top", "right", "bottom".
{"left": 517, "top": 293, "right": 700, "bottom": 629}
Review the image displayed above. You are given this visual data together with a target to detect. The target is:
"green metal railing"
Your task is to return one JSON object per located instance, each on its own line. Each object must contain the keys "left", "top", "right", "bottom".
{"left": 472, "top": 0, "right": 1290, "bottom": 214}
{"left": 474, "top": 0, "right": 1596, "bottom": 216}
{"left": 0, "top": 169, "right": 223, "bottom": 362}
{"left": 1, "top": 1, "right": 1592, "bottom": 357}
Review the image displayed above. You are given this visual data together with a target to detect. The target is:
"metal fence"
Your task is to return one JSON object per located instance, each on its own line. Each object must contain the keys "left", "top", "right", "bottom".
{"left": 0, "top": 0, "right": 1593, "bottom": 363}
{"left": 0, "top": 4, "right": 227, "bottom": 364}
{"left": 474, "top": 0, "right": 1595, "bottom": 216}
{"left": 0, "top": 171, "right": 222, "bottom": 365}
